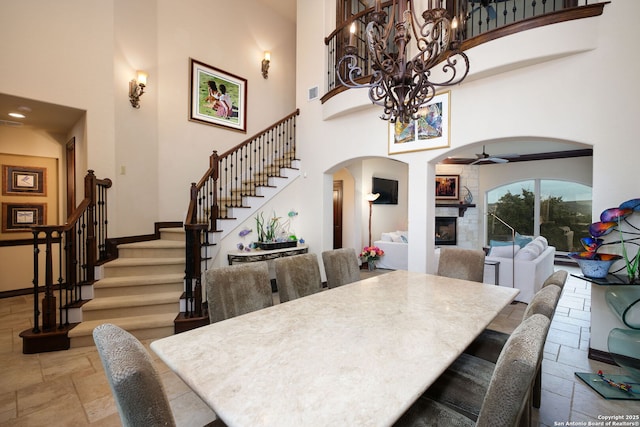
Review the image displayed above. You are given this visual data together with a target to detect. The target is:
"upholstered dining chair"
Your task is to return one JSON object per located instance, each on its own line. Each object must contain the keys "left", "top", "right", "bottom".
{"left": 463, "top": 283, "right": 562, "bottom": 410}
{"left": 274, "top": 253, "right": 322, "bottom": 303}
{"left": 94, "top": 323, "right": 226, "bottom": 427}
{"left": 93, "top": 323, "right": 177, "bottom": 427}
{"left": 437, "top": 247, "right": 486, "bottom": 282}
{"left": 321, "top": 248, "right": 360, "bottom": 289}
{"left": 393, "top": 314, "right": 551, "bottom": 427}
{"left": 542, "top": 269, "right": 569, "bottom": 289}
{"left": 205, "top": 261, "right": 273, "bottom": 324}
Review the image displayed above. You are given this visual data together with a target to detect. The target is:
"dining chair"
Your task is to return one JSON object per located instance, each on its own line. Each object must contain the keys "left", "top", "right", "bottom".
{"left": 436, "top": 247, "right": 486, "bottom": 282}
{"left": 205, "top": 261, "right": 273, "bottom": 323}
{"left": 542, "top": 269, "right": 569, "bottom": 289}
{"left": 321, "top": 248, "right": 360, "bottom": 289}
{"left": 93, "top": 323, "right": 177, "bottom": 427}
{"left": 274, "top": 253, "right": 322, "bottom": 303}
{"left": 94, "top": 323, "right": 227, "bottom": 427}
{"left": 463, "top": 283, "right": 562, "bottom": 409}
{"left": 393, "top": 313, "right": 551, "bottom": 427}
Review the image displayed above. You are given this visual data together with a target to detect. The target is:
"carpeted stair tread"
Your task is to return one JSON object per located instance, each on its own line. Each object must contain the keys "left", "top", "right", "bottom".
{"left": 82, "top": 291, "right": 183, "bottom": 310}
{"left": 94, "top": 273, "right": 184, "bottom": 288}
{"left": 68, "top": 312, "right": 177, "bottom": 338}
{"left": 103, "top": 257, "right": 185, "bottom": 267}
{"left": 117, "top": 240, "right": 185, "bottom": 249}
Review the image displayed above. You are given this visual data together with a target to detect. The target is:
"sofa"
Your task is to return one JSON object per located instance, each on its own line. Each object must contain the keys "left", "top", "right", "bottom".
{"left": 373, "top": 230, "right": 408, "bottom": 270}
{"left": 482, "top": 236, "right": 556, "bottom": 303}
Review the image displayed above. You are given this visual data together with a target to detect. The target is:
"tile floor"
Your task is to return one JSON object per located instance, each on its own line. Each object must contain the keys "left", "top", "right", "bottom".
{"left": 0, "top": 266, "right": 638, "bottom": 426}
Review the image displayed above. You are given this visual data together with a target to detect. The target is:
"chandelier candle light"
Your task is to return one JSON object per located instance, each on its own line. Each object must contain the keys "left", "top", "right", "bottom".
{"left": 337, "top": 0, "right": 469, "bottom": 123}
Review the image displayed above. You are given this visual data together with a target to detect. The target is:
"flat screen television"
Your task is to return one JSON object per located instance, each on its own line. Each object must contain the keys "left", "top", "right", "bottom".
{"left": 372, "top": 177, "right": 398, "bottom": 205}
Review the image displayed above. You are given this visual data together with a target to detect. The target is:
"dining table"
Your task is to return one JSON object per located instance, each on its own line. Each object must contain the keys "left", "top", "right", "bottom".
{"left": 151, "top": 269, "right": 519, "bottom": 427}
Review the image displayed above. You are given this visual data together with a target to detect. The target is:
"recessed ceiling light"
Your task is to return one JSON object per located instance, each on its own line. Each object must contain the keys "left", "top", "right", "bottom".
{"left": 17, "top": 106, "right": 32, "bottom": 113}
{"left": 8, "top": 112, "right": 26, "bottom": 119}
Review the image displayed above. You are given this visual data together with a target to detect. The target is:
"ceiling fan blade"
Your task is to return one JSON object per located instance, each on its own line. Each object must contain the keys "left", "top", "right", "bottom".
{"left": 442, "top": 157, "right": 477, "bottom": 165}
{"left": 487, "top": 157, "right": 509, "bottom": 163}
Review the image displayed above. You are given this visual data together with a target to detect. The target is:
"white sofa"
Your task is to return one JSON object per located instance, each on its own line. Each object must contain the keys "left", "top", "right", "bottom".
{"left": 482, "top": 236, "right": 556, "bottom": 303}
{"left": 373, "top": 231, "right": 408, "bottom": 270}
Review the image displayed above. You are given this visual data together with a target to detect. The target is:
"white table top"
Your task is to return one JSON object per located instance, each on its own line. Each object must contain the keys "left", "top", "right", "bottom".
{"left": 151, "top": 270, "right": 519, "bottom": 427}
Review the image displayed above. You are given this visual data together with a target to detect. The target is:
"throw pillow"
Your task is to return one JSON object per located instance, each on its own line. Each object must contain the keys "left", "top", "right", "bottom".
{"left": 528, "top": 239, "right": 545, "bottom": 255}
{"left": 514, "top": 246, "right": 539, "bottom": 261}
{"left": 381, "top": 233, "right": 393, "bottom": 242}
{"left": 490, "top": 240, "right": 513, "bottom": 247}
{"left": 534, "top": 236, "right": 549, "bottom": 249}
{"left": 390, "top": 232, "right": 404, "bottom": 243}
{"left": 488, "top": 244, "right": 521, "bottom": 258}
{"left": 515, "top": 232, "right": 533, "bottom": 248}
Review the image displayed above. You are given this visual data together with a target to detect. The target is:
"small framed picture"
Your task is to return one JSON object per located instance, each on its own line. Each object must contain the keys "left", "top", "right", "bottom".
{"left": 2, "top": 203, "right": 46, "bottom": 232}
{"left": 388, "top": 91, "right": 450, "bottom": 155}
{"left": 2, "top": 165, "right": 47, "bottom": 196}
{"left": 189, "top": 58, "right": 247, "bottom": 132}
{"left": 435, "top": 175, "right": 459, "bottom": 200}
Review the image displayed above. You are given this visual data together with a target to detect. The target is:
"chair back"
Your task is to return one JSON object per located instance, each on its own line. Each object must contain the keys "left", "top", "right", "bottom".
{"left": 523, "top": 283, "right": 562, "bottom": 320}
{"left": 542, "top": 269, "right": 569, "bottom": 289}
{"left": 321, "top": 248, "right": 360, "bottom": 289}
{"left": 437, "top": 248, "right": 486, "bottom": 283}
{"left": 475, "top": 313, "right": 551, "bottom": 427}
{"left": 206, "top": 261, "right": 273, "bottom": 323}
{"left": 275, "top": 253, "right": 322, "bottom": 303}
{"left": 93, "top": 323, "right": 176, "bottom": 427}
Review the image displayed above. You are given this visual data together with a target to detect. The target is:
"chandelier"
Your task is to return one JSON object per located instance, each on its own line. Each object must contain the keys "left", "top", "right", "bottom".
{"left": 337, "top": 0, "right": 470, "bottom": 123}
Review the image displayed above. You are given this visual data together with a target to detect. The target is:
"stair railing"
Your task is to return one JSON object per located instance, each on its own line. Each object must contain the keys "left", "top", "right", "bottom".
{"left": 184, "top": 109, "right": 300, "bottom": 318}
{"left": 30, "top": 170, "right": 112, "bottom": 333}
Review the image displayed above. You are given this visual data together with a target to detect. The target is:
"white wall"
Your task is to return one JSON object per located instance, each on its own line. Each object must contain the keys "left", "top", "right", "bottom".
{"left": 295, "top": 0, "right": 639, "bottom": 353}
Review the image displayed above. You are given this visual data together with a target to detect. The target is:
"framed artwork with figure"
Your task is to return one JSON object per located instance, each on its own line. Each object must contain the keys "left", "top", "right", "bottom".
{"left": 189, "top": 58, "right": 247, "bottom": 132}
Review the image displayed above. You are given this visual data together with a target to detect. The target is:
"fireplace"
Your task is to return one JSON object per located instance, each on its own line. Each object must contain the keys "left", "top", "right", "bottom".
{"left": 435, "top": 216, "right": 457, "bottom": 246}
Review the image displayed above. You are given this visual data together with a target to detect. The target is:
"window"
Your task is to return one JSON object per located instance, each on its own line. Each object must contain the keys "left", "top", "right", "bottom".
{"left": 487, "top": 180, "right": 592, "bottom": 253}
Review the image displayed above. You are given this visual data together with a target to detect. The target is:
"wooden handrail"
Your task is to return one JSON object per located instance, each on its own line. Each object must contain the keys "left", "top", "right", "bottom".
{"left": 30, "top": 170, "right": 112, "bottom": 333}
{"left": 183, "top": 109, "right": 300, "bottom": 318}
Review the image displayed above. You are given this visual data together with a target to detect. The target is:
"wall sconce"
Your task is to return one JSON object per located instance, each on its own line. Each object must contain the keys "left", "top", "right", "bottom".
{"left": 261, "top": 51, "right": 270, "bottom": 79}
{"left": 129, "top": 71, "right": 147, "bottom": 108}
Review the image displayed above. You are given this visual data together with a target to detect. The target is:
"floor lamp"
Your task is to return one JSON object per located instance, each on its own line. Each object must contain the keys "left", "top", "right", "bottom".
{"left": 365, "top": 193, "right": 380, "bottom": 247}
{"left": 487, "top": 211, "right": 516, "bottom": 289}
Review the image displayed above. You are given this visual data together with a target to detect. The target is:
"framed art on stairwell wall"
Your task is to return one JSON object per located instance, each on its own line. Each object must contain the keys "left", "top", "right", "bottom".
{"left": 189, "top": 58, "right": 247, "bottom": 133}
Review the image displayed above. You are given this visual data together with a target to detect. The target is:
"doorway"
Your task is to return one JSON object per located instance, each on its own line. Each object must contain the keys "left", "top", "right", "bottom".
{"left": 333, "top": 180, "right": 343, "bottom": 249}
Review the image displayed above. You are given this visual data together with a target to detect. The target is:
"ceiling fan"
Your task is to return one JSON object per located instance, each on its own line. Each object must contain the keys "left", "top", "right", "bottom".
{"left": 445, "top": 146, "right": 520, "bottom": 165}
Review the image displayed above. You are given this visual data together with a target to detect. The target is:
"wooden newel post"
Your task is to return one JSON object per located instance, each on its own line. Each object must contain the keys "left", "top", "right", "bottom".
{"left": 42, "top": 231, "right": 56, "bottom": 331}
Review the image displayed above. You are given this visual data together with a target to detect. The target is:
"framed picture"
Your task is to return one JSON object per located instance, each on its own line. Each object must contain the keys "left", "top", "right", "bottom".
{"left": 189, "top": 58, "right": 247, "bottom": 132}
{"left": 388, "top": 91, "right": 450, "bottom": 154}
{"left": 435, "top": 175, "right": 459, "bottom": 200}
{"left": 2, "top": 165, "right": 47, "bottom": 196}
{"left": 2, "top": 203, "right": 46, "bottom": 232}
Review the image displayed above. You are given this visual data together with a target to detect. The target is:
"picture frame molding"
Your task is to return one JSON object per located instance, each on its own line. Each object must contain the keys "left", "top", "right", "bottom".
{"left": 2, "top": 165, "right": 47, "bottom": 196}
{"left": 435, "top": 174, "right": 460, "bottom": 200}
{"left": 188, "top": 58, "right": 247, "bottom": 133}
{"left": 388, "top": 91, "right": 451, "bottom": 155}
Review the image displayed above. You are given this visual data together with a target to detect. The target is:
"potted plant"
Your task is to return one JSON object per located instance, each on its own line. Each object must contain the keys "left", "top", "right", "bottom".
{"left": 360, "top": 246, "right": 385, "bottom": 271}
{"left": 255, "top": 211, "right": 298, "bottom": 250}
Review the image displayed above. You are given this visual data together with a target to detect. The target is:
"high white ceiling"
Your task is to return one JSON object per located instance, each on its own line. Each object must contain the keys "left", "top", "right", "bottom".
{"left": 257, "top": 0, "right": 296, "bottom": 22}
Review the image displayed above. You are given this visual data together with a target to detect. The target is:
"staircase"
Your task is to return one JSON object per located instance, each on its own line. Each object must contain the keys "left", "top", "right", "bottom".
{"left": 67, "top": 228, "right": 185, "bottom": 347}
{"left": 21, "top": 110, "right": 301, "bottom": 353}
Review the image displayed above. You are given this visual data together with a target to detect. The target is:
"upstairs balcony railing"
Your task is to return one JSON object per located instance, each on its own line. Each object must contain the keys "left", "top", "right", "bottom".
{"left": 183, "top": 110, "right": 300, "bottom": 319}
{"left": 323, "top": 0, "right": 607, "bottom": 103}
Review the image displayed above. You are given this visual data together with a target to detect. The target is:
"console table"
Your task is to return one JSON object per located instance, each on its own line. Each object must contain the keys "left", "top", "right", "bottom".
{"left": 227, "top": 244, "right": 309, "bottom": 291}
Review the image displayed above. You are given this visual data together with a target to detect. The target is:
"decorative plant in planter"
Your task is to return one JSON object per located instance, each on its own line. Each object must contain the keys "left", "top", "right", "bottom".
{"left": 569, "top": 198, "right": 640, "bottom": 282}
{"left": 360, "top": 246, "right": 385, "bottom": 271}
{"left": 254, "top": 210, "right": 298, "bottom": 250}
